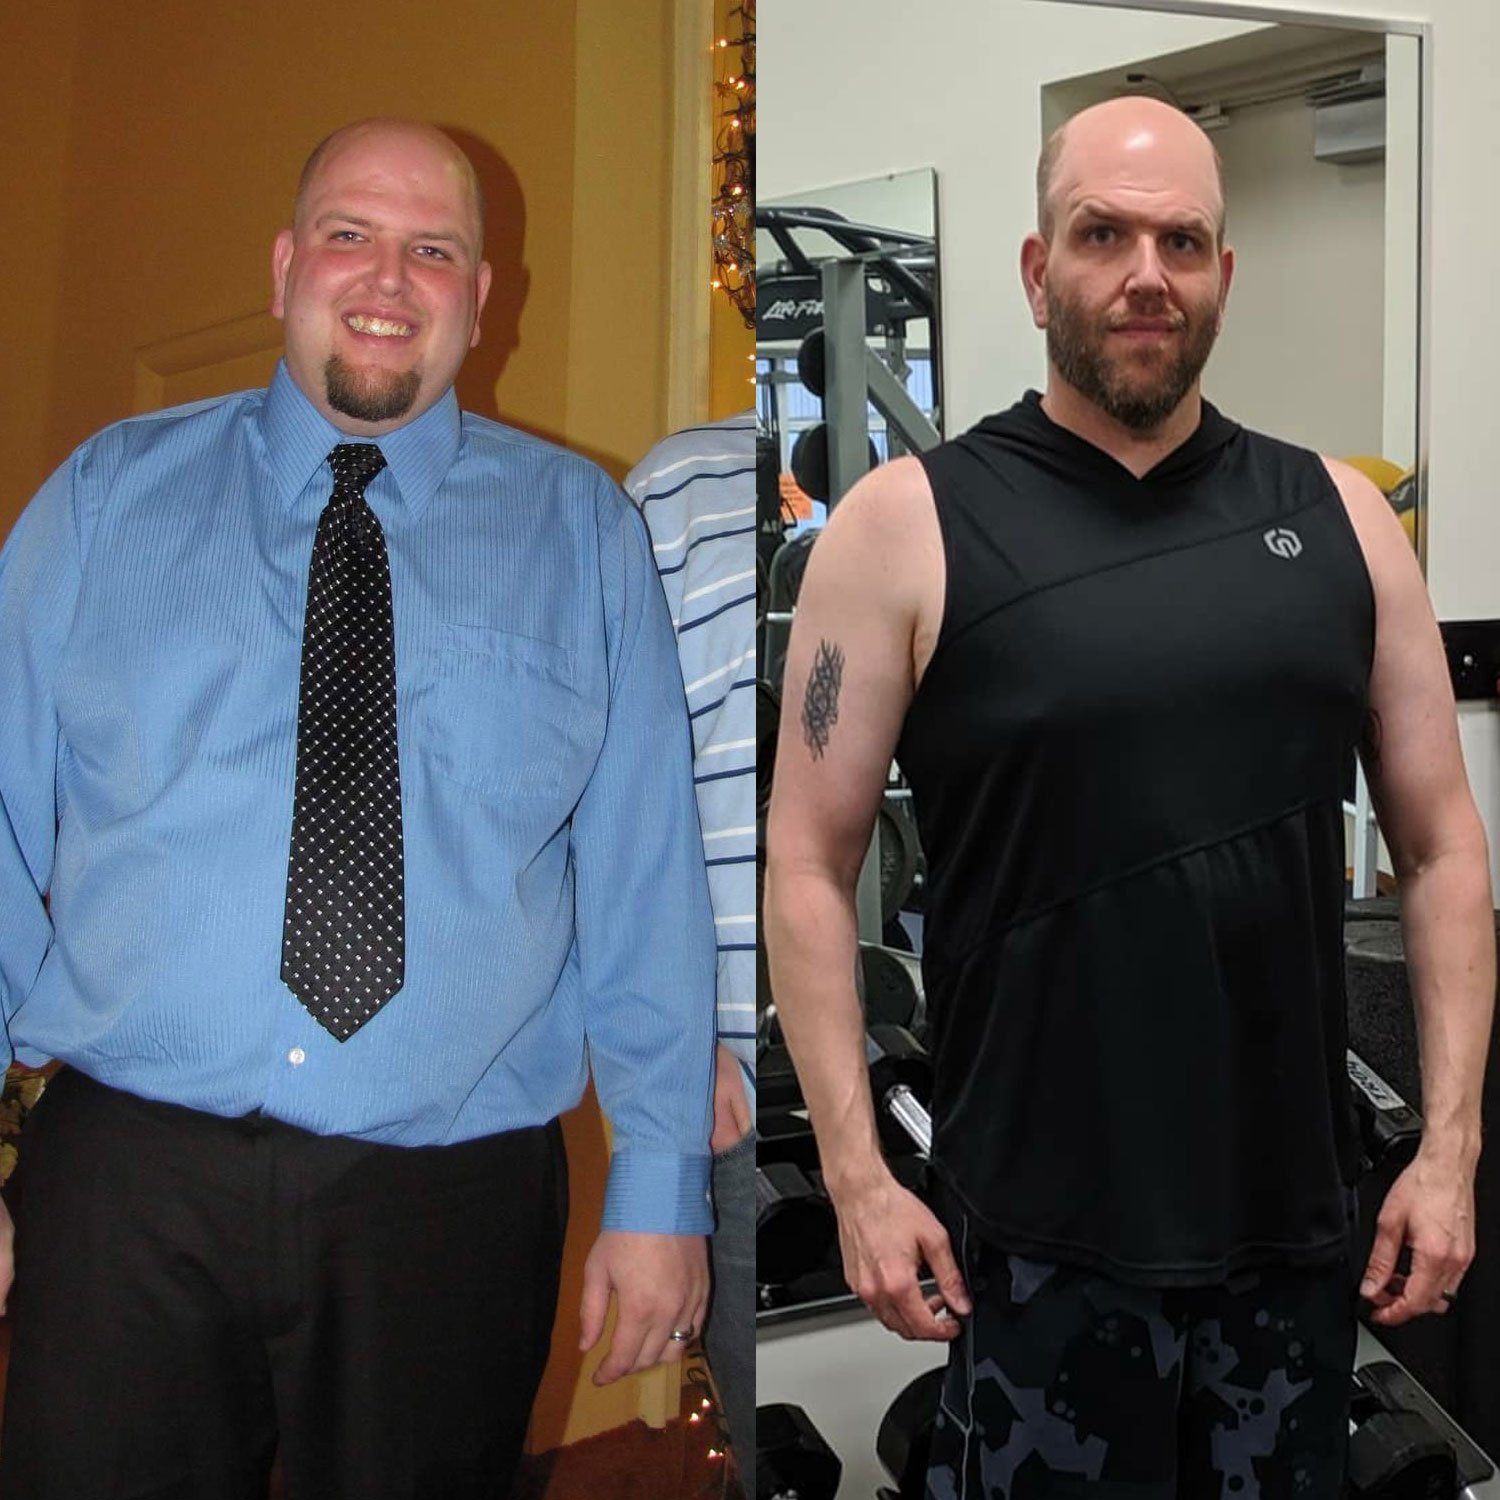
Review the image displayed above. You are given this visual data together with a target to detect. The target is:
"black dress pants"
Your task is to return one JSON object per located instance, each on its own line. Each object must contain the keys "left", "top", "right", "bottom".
{"left": 0, "top": 1067, "right": 567, "bottom": 1500}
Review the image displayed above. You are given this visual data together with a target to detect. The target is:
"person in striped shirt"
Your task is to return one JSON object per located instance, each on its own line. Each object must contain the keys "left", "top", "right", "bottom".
{"left": 625, "top": 411, "right": 757, "bottom": 1471}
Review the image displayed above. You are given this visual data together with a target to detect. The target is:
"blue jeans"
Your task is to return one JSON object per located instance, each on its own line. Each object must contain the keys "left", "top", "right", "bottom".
{"left": 706, "top": 1126, "right": 755, "bottom": 1468}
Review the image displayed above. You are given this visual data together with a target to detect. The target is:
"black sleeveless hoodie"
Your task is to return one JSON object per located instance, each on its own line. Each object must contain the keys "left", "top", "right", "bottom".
{"left": 897, "top": 392, "right": 1374, "bottom": 1283}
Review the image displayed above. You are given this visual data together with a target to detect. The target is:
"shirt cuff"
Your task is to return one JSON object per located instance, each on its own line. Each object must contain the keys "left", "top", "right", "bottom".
{"left": 603, "top": 1149, "right": 714, "bottom": 1234}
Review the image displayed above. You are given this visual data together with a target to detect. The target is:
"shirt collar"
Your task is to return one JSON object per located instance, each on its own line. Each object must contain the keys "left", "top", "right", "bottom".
{"left": 258, "top": 359, "right": 462, "bottom": 518}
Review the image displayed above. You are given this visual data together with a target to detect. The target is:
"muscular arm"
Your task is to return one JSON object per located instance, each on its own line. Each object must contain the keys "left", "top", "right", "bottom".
{"left": 1329, "top": 459, "right": 1494, "bottom": 1323}
{"left": 763, "top": 458, "right": 968, "bottom": 1338}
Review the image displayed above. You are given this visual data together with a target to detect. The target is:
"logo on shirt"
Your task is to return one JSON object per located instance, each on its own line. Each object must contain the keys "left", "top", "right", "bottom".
{"left": 1263, "top": 527, "right": 1303, "bottom": 560}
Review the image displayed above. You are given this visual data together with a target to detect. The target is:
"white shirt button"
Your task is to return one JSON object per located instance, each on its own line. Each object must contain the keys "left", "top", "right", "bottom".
{"left": 287, "top": 1047, "right": 306, "bottom": 1066}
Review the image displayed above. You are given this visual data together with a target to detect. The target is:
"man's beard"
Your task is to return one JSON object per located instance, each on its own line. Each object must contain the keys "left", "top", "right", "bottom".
{"left": 1045, "top": 285, "right": 1219, "bottom": 433}
{"left": 324, "top": 354, "right": 422, "bottom": 424}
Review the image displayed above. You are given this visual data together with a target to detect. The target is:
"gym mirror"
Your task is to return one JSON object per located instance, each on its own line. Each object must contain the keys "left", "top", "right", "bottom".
{"left": 756, "top": 168, "right": 942, "bottom": 525}
{"left": 1038, "top": 4, "right": 1425, "bottom": 562}
{"left": 757, "top": 6, "right": 1426, "bottom": 568}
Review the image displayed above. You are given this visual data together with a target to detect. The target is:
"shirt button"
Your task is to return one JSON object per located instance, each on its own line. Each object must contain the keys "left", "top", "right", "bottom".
{"left": 287, "top": 1047, "right": 306, "bottom": 1066}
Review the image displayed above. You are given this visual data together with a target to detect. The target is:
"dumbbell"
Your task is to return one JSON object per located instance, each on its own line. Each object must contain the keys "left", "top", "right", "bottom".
{"left": 756, "top": 1106, "right": 819, "bottom": 1174}
{"left": 759, "top": 1001, "right": 784, "bottom": 1054}
{"left": 756, "top": 1403, "right": 842, "bottom": 1500}
{"left": 860, "top": 944, "right": 923, "bottom": 1032}
{"left": 876, "top": 793, "right": 923, "bottom": 922}
{"left": 757, "top": 1038, "right": 931, "bottom": 1299}
{"left": 1347, "top": 1359, "right": 1485, "bottom": 1497}
{"left": 876, "top": 1367, "right": 945, "bottom": 1500}
{"left": 872, "top": 1359, "right": 1488, "bottom": 1500}
{"left": 1346, "top": 1048, "right": 1423, "bottom": 1176}
{"left": 789, "top": 423, "right": 881, "bottom": 504}
{"left": 761, "top": 1025, "right": 932, "bottom": 1149}
{"left": 756, "top": 1161, "right": 839, "bottom": 1288}
{"left": 866, "top": 1023, "right": 934, "bottom": 1159}
{"left": 757, "top": 679, "right": 779, "bottom": 817}
{"left": 758, "top": 1043, "right": 803, "bottom": 1113}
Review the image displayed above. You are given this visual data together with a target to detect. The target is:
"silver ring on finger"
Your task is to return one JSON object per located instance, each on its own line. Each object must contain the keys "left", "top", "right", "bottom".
{"left": 668, "top": 1326, "right": 694, "bottom": 1342}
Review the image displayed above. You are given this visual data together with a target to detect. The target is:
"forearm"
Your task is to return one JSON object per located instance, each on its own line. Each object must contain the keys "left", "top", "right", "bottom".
{"left": 0, "top": 463, "right": 80, "bottom": 1049}
{"left": 575, "top": 490, "right": 718, "bottom": 1233}
{"left": 1397, "top": 829, "right": 1494, "bottom": 1167}
{"left": 763, "top": 856, "right": 889, "bottom": 1201}
{"left": 585, "top": 848, "right": 717, "bottom": 1233}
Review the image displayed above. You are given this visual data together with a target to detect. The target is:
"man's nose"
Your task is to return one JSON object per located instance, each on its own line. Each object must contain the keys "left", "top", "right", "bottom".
{"left": 1124, "top": 234, "right": 1168, "bottom": 295}
{"left": 372, "top": 241, "right": 409, "bottom": 296}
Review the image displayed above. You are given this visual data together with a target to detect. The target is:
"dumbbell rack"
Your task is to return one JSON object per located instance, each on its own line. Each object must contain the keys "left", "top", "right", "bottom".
{"left": 759, "top": 1311, "right": 1500, "bottom": 1500}
{"left": 761, "top": 1028, "right": 1500, "bottom": 1497}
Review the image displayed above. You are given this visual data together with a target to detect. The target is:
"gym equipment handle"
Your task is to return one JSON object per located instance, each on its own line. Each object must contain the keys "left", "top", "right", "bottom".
{"left": 884, "top": 1083, "right": 932, "bottom": 1158}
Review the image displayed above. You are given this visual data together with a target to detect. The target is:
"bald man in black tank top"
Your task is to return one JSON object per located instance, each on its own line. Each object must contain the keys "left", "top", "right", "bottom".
{"left": 764, "top": 97, "right": 1492, "bottom": 1497}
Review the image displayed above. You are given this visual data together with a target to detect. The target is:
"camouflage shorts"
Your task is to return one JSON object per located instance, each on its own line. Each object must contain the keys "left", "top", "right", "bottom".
{"left": 926, "top": 1219, "right": 1357, "bottom": 1499}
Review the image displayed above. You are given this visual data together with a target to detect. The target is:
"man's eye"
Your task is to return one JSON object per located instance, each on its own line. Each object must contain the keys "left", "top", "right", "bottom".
{"left": 331, "top": 230, "right": 363, "bottom": 242}
{"left": 1167, "top": 233, "right": 1201, "bottom": 253}
{"left": 1083, "top": 225, "right": 1115, "bottom": 245}
{"left": 414, "top": 245, "right": 450, "bottom": 260}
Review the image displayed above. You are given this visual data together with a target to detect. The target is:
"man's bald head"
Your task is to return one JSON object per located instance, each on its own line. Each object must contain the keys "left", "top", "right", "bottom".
{"left": 294, "top": 118, "right": 486, "bottom": 256}
{"left": 1036, "top": 97, "right": 1225, "bottom": 245}
{"left": 273, "top": 117, "right": 493, "bottom": 437}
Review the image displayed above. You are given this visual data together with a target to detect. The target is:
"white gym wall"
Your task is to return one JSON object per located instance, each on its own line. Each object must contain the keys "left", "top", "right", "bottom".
{"left": 760, "top": 2, "right": 1260, "bottom": 435}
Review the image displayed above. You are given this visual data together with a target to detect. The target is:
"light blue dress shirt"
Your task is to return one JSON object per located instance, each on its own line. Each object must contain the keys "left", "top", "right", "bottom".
{"left": 0, "top": 363, "right": 716, "bottom": 1234}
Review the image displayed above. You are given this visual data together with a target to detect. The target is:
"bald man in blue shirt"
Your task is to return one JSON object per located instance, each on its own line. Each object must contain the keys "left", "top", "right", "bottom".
{"left": 0, "top": 118, "right": 715, "bottom": 1500}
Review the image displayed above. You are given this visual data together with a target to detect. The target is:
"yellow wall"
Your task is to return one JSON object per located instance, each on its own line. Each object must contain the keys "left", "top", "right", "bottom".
{"left": 710, "top": 288, "right": 756, "bottom": 420}
{"left": 0, "top": 0, "right": 713, "bottom": 529}
{"left": 0, "top": 0, "right": 710, "bottom": 1453}
{"left": 0, "top": 0, "right": 83, "bottom": 534}
{"left": 565, "top": 0, "right": 675, "bottom": 476}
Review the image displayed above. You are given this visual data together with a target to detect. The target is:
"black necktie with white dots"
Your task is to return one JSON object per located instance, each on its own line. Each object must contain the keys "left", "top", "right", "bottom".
{"left": 281, "top": 443, "right": 405, "bottom": 1040}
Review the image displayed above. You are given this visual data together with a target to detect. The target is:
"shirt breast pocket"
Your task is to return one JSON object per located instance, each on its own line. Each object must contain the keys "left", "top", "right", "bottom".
{"left": 419, "top": 624, "right": 579, "bottom": 801}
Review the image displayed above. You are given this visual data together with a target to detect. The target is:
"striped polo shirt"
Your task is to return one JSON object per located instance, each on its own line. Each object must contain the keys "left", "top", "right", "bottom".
{"left": 625, "top": 412, "right": 757, "bottom": 1104}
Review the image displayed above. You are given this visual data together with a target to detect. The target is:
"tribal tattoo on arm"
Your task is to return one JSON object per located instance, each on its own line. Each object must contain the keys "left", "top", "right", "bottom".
{"left": 802, "top": 639, "right": 845, "bottom": 760}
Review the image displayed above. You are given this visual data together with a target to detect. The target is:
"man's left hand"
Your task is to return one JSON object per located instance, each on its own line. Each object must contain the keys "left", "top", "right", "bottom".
{"left": 711, "top": 1042, "right": 751, "bottom": 1152}
{"left": 1360, "top": 1148, "right": 1476, "bottom": 1325}
{"left": 579, "top": 1230, "right": 710, "bottom": 1384}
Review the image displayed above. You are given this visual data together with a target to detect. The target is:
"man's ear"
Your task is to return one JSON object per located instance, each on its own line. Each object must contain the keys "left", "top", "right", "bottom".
{"left": 469, "top": 260, "right": 494, "bottom": 348}
{"left": 271, "top": 229, "right": 295, "bottom": 320}
{"left": 1215, "top": 243, "right": 1236, "bottom": 333}
{"left": 1020, "top": 233, "right": 1050, "bottom": 329}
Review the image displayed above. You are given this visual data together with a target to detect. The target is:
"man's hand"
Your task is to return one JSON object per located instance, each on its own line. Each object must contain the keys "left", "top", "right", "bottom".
{"left": 579, "top": 1230, "right": 709, "bottom": 1384}
{"left": 1360, "top": 1148, "right": 1476, "bottom": 1325}
{"left": 832, "top": 1171, "right": 971, "bottom": 1341}
{"left": 710, "top": 1044, "right": 751, "bottom": 1152}
{"left": 0, "top": 1193, "right": 12, "bottom": 1315}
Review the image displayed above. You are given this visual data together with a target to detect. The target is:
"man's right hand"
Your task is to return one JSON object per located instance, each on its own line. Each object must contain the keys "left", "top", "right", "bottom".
{"left": 832, "top": 1170, "right": 971, "bottom": 1340}
{"left": 763, "top": 456, "right": 960, "bottom": 1343}
{"left": 0, "top": 1193, "right": 13, "bottom": 1315}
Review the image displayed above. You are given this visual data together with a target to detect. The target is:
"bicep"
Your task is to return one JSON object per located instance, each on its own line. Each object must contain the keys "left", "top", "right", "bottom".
{"left": 1338, "top": 465, "right": 1474, "bottom": 866}
{"left": 766, "top": 470, "right": 930, "bottom": 885}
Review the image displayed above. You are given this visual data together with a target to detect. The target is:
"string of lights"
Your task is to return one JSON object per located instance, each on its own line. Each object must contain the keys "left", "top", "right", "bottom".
{"left": 712, "top": 1, "right": 755, "bottom": 328}
{"left": 683, "top": 1352, "right": 736, "bottom": 1497}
